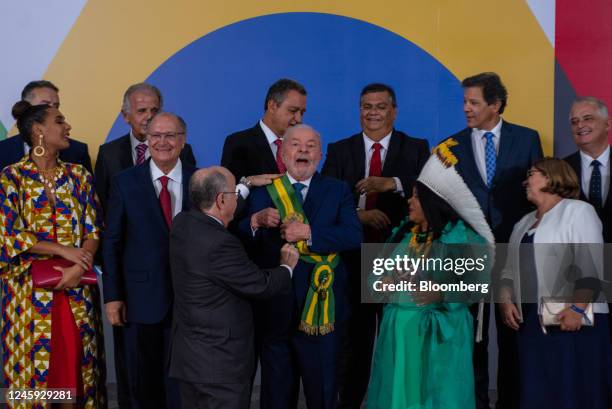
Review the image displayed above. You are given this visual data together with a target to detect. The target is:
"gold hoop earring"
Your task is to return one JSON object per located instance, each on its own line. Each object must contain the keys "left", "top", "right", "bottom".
{"left": 33, "top": 134, "right": 45, "bottom": 157}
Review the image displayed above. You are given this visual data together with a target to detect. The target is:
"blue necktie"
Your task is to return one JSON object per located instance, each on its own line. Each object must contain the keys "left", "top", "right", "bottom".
{"left": 589, "top": 160, "right": 602, "bottom": 208}
{"left": 293, "top": 182, "right": 306, "bottom": 205}
{"left": 483, "top": 132, "right": 496, "bottom": 187}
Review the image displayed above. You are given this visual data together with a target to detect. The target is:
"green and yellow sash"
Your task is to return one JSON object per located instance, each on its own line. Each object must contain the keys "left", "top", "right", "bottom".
{"left": 267, "top": 175, "right": 338, "bottom": 336}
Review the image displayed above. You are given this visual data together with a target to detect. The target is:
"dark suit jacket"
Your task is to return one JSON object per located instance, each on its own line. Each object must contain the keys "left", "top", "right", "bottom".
{"left": 95, "top": 133, "right": 196, "bottom": 212}
{"left": 0, "top": 133, "right": 92, "bottom": 173}
{"left": 168, "top": 210, "right": 291, "bottom": 384}
{"left": 240, "top": 173, "right": 363, "bottom": 334}
{"left": 446, "top": 121, "right": 543, "bottom": 243}
{"left": 321, "top": 129, "right": 430, "bottom": 228}
{"left": 221, "top": 122, "right": 280, "bottom": 181}
{"left": 564, "top": 150, "right": 612, "bottom": 242}
{"left": 102, "top": 159, "right": 196, "bottom": 324}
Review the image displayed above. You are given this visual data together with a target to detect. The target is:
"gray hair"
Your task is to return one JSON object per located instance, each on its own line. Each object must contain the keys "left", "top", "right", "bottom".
{"left": 121, "top": 83, "right": 163, "bottom": 114}
{"left": 282, "top": 123, "right": 321, "bottom": 142}
{"left": 571, "top": 96, "right": 609, "bottom": 119}
{"left": 189, "top": 170, "right": 228, "bottom": 211}
{"left": 146, "top": 111, "right": 187, "bottom": 134}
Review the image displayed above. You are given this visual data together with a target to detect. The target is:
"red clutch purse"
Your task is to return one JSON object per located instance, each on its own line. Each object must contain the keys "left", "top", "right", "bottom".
{"left": 31, "top": 257, "right": 98, "bottom": 288}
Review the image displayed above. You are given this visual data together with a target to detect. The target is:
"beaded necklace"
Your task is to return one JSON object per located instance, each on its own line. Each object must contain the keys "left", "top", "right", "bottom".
{"left": 38, "top": 166, "right": 62, "bottom": 195}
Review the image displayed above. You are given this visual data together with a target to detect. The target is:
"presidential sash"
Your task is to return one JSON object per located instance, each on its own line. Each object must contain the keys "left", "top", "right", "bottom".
{"left": 267, "top": 175, "right": 338, "bottom": 335}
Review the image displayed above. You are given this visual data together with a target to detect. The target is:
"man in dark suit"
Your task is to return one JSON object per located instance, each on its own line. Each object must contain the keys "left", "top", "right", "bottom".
{"left": 563, "top": 96, "right": 612, "bottom": 334}
{"left": 241, "top": 124, "right": 363, "bottom": 409}
{"left": 444, "top": 72, "right": 543, "bottom": 409}
{"left": 95, "top": 83, "right": 195, "bottom": 409}
{"left": 169, "top": 166, "right": 297, "bottom": 409}
{"left": 221, "top": 78, "right": 307, "bottom": 182}
{"left": 103, "top": 112, "right": 196, "bottom": 409}
{"left": 95, "top": 83, "right": 196, "bottom": 213}
{"left": 0, "top": 80, "right": 92, "bottom": 172}
{"left": 321, "top": 83, "right": 430, "bottom": 408}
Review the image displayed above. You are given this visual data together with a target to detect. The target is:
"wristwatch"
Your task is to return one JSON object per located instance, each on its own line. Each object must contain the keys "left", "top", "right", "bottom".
{"left": 239, "top": 176, "right": 252, "bottom": 189}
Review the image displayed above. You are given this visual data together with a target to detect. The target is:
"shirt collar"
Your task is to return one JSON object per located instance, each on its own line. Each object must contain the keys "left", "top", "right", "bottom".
{"left": 286, "top": 173, "right": 313, "bottom": 188}
{"left": 130, "top": 129, "right": 148, "bottom": 150}
{"left": 259, "top": 119, "right": 281, "bottom": 144}
{"left": 362, "top": 131, "right": 392, "bottom": 151}
{"left": 473, "top": 117, "right": 503, "bottom": 138}
{"left": 580, "top": 145, "right": 610, "bottom": 167}
{"left": 150, "top": 158, "right": 183, "bottom": 183}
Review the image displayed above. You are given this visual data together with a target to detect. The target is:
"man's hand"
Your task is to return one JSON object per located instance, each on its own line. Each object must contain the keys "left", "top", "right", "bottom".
{"left": 280, "top": 243, "right": 300, "bottom": 269}
{"left": 355, "top": 176, "right": 396, "bottom": 194}
{"left": 251, "top": 208, "right": 281, "bottom": 229}
{"left": 105, "top": 301, "right": 127, "bottom": 326}
{"left": 280, "top": 220, "right": 311, "bottom": 243}
{"left": 358, "top": 209, "right": 391, "bottom": 231}
{"left": 248, "top": 174, "right": 283, "bottom": 187}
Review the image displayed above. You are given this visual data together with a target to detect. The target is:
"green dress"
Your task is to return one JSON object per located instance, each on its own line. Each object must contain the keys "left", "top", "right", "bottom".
{"left": 366, "top": 220, "right": 489, "bottom": 409}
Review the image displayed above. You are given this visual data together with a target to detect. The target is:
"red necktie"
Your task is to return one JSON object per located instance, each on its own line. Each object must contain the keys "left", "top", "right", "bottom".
{"left": 365, "top": 142, "right": 382, "bottom": 210}
{"left": 274, "top": 139, "right": 286, "bottom": 173}
{"left": 159, "top": 176, "right": 172, "bottom": 227}
{"left": 135, "top": 143, "right": 147, "bottom": 165}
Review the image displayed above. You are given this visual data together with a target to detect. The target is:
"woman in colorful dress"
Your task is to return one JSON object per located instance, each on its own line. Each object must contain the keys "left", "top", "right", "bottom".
{"left": 366, "top": 144, "right": 494, "bottom": 409}
{"left": 0, "top": 101, "right": 106, "bottom": 408}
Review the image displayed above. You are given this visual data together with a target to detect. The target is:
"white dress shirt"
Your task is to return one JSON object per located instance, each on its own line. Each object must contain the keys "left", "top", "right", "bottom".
{"left": 580, "top": 146, "right": 610, "bottom": 203}
{"left": 260, "top": 119, "right": 281, "bottom": 156}
{"left": 150, "top": 159, "right": 183, "bottom": 219}
{"left": 130, "top": 130, "right": 151, "bottom": 165}
{"left": 286, "top": 173, "right": 312, "bottom": 202}
{"left": 471, "top": 118, "right": 503, "bottom": 185}
{"left": 358, "top": 132, "right": 404, "bottom": 208}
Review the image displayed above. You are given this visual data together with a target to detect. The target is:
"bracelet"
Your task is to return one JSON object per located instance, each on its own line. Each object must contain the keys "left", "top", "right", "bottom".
{"left": 569, "top": 304, "right": 585, "bottom": 314}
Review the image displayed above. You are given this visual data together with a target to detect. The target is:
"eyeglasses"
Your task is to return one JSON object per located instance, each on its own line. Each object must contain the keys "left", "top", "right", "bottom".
{"left": 218, "top": 191, "right": 239, "bottom": 198}
{"left": 148, "top": 132, "right": 185, "bottom": 142}
{"left": 526, "top": 169, "right": 542, "bottom": 178}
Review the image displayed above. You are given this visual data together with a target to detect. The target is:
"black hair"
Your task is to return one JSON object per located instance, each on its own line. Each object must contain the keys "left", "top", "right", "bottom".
{"left": 21, "top": 80, "right": 59, "bottom": 101}
{"left": 360, "top": 83, "right": 397, "bottom": 107}
{"left": 263, "top": 78, "right": 306, "bottom": 112}
{"left": 461, "top": 72, "right": 508, "bottom": 114}
{"left": 11, "top": 101, "right": 51, "bottom": 147}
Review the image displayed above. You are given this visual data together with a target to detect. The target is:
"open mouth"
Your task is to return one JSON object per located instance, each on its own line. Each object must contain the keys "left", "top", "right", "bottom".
{"left": 296, "top": 158, "right": 309, "bottom": 164}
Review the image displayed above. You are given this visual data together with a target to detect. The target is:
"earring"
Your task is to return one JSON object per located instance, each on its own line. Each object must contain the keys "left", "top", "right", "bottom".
{"left": 33, "top": 134, "right": 45, "bottom": 157}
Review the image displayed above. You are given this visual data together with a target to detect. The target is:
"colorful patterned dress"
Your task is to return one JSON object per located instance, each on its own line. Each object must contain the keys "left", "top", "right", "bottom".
{"left": 0, "top": 156, "right": 106, "bottom": 408}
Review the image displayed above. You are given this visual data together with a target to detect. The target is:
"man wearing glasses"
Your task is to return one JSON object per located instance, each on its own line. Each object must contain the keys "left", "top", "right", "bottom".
{"left": 102, "top": 112, "right": 196, "bottom": 409}
{"left": 95, "top": 83, "right": 196, "bottom": 214}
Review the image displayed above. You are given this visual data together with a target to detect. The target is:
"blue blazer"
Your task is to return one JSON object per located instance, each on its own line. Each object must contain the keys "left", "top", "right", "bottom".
{"left": 102, "top": 158, "right": 196, "bottom": 324}
{"left": 445, "top": 121, "right": 543, "bottom": 242}
{"left": 0, "top": 133, "right": 92, "bottom": 174}
{"left": 240, "top": 173, "right": 363, "bottom": 335}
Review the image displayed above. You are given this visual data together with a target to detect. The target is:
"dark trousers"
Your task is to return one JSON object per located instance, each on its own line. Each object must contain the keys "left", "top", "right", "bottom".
{"left": 337, "top": 303, "right": 381, "bottom": 409}
{"left": 120, "top": 314, "right": 180, "bottom": 409}
{"left": 179, "top": 380, "right": 251, "bottom": 409}
{"left": 260, "top": 322, "right": 345, "bottom": 409}
{"left": 113, "top": 326, "right": 133, "bottom": 408}
{"left": 470, "top": 303, "right": 519, "bottom": 409}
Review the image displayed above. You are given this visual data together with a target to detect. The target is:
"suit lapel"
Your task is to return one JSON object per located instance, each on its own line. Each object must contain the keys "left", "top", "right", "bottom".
{"left": 119, "top": 134, "right": 135, "bottom": 169}
{"left": 137, "top": 160, "right": 169, "bottom": 232}
{"left": 455, "top": 130, "right": 487, "bottom": 190}
{"left": 495, "top": 122, "right": 518, "bottom": 184}
{"left": 382, "top": 130, "right": 400, "bottom": 176}
{"left": 181, "top": 163, "right": 196, "bottom": 210}
{"left": 565, "top": 152, "right": 586, "bottom": 201}
{"left": 351, "top": 134, "right": 366, "bottom": 179}
{"left": 13, "top": 135, "right": 26, "bottom": 157}
{"left": 303, "top": 173, "right": 324, "bottom": 222}
{"left": 253, "top": 123, "right": 279, "bottom": 172}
